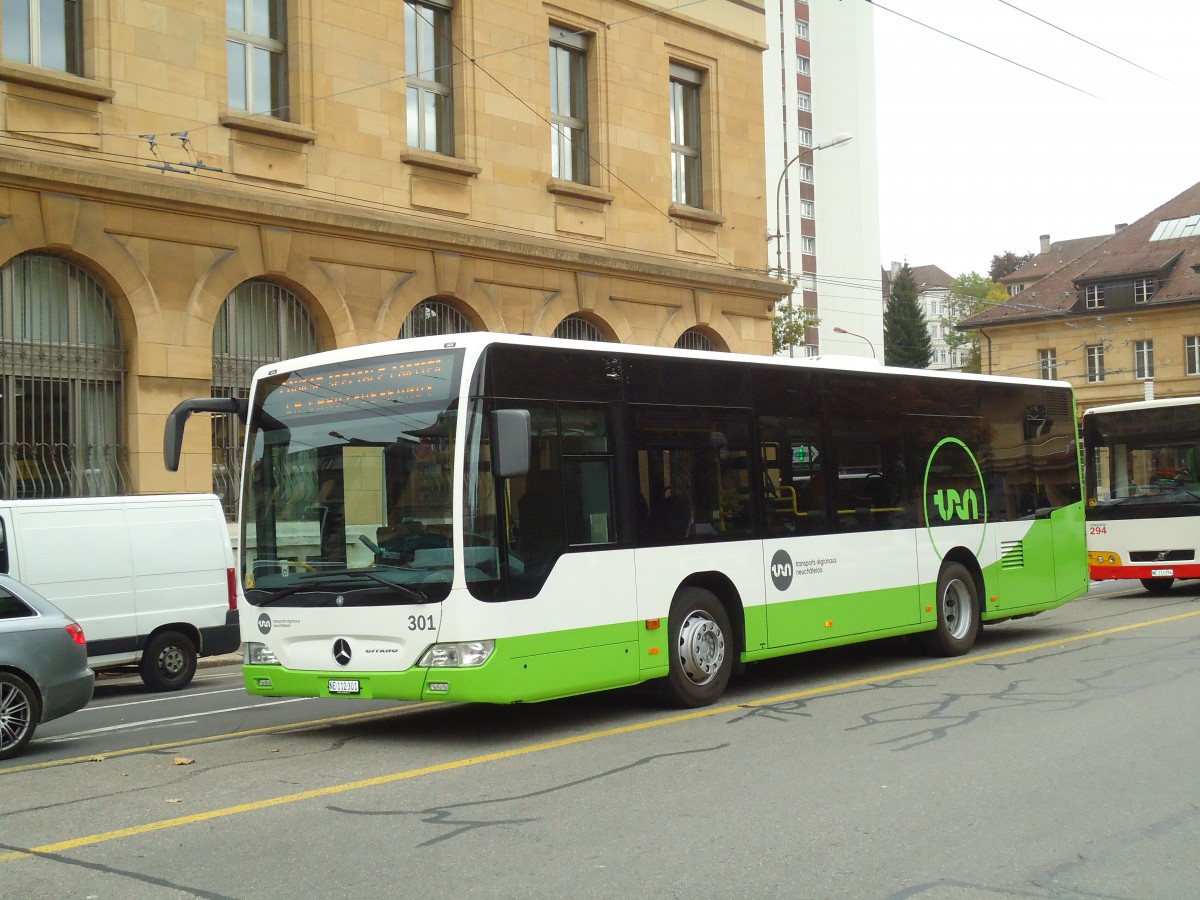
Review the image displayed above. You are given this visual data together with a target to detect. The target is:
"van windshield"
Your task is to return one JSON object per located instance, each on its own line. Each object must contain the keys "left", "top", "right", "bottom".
{"left": 240, "top": 350, "right": 464, "bottom": 606}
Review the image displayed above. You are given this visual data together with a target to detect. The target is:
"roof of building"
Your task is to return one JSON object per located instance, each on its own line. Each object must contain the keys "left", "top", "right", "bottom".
{"left": 962, "top": 181, "right": 1200, "bottom": 328}
{"left": 909, "top": 264, "right": 953, "bottom": 292}
{"left": 998, "top": 235, "right": 1110, "bottom": 285}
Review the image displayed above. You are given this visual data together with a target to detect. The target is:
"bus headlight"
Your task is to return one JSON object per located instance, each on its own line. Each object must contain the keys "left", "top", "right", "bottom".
{"left": 246, "top": 642, "right": 280, "bottom": 665}
{"left": 419, "top": 640, "right": 494, "bottom": 667}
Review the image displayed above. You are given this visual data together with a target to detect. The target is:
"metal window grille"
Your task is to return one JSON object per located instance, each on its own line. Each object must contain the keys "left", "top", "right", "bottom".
{"left": 674, "top": 328, "right": 718, "bottom": 352}
{"left": 552, "top": 314, "right": 606, "bottom": 342}
{"left": 400, "top": 299, "right": 474, "bottom": 338}
{"left": 0, "top": 253, "right": 128, "bottom": 499}
{"left": 212, "top": 279, "right": 317, "bottom": 518}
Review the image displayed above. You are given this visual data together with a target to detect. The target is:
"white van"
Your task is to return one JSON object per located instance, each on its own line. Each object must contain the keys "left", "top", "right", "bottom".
{"left": 0, "top": 494, "right": 238, "bottom": 691}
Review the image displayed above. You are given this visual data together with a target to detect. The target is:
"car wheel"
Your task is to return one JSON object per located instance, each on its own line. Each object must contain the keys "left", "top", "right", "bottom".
{"left": 0, "top": 672, "right": 40, "bottom": 760}
{"left": 140, "top": 631, "right": 198, "bottom": 691}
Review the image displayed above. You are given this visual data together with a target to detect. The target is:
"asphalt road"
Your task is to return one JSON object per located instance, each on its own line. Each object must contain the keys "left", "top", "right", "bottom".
{"left": 3, "top": 579, "right": 1199, "bottom": 899}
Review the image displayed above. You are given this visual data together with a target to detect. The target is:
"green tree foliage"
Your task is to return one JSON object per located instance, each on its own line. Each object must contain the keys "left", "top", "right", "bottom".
{"left": 943, "top": 272, "right": 1008, "bottom": 373}
{"left": 772, "top": 294, "right": 819, "bottom": 355}
{"left": 988, "top": 250, "right": 1033, "bottom": 282}
{"left": 883, "top": 263, "right": 932, "bottom": 368}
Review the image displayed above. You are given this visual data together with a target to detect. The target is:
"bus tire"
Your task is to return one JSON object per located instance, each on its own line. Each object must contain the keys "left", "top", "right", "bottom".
{"left": 661, "top": 588, "right": 733, "bottom": 708}
{"left": 140, "top": 630, "right": 198, "bottom": 692}
{"left": 919, "top": 562, "right": 979, "bottom": 657}
{"left": 0, "top": 672, "right": 39, "bottom": 760}
{"left": 1140, "top": 577, "right": 1175, "bottom": 594}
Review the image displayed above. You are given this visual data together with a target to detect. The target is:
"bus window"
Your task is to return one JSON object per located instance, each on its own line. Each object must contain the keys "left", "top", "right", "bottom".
{"left": 824, "top": 376, "right": 909, "bottom": 532}
{"left": 633, "top": 408, "right": 753, "bottom": 545}
{"left": 758, "top": 416, "right": 828, "bottom": 536}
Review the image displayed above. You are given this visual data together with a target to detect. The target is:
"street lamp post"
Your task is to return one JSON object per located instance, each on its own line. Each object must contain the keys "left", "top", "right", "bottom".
{"left": 833, "top": 325, "right": 876, "bottom": 359}
{"left": 772, "top": 132, "right": 853, "bottom": 278}
{"left": 771, "top": 132, "right": 853, "bottom": 357}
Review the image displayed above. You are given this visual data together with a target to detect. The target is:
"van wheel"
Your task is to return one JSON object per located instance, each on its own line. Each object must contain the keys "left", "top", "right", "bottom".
{"left": 0, "top": 672, "right": 39, "bottom": 760}
{"left": 140, "top": 631, "right": 198, "bottom": 691}
{"left": 919, "top": 562, "right": 980, "bottom": 657}
{"left": 661, "top": 588, "right": 733, "bottom": 708}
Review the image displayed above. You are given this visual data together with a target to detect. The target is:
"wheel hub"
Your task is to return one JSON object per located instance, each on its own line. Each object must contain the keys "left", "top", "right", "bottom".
{"left": 677, "top": 610, "right": 725, "bottom": 686}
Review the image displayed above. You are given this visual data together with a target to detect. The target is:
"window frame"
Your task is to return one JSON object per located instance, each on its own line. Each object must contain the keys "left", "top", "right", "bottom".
{"left": 796, "top": 55, "right": 810, "bottom": 75}
{"left": 1187, "top": 335, "right": 1200, "bottom": 377}
{"left": 1038, "top": 348, "right": 1058, "bottom": 381}
{"left": 226, "top": 0, "right": 289, "bottom": 119}
{"left": 1133, "top": 277, "right": 1156, "bottom": 303}
{"left": 1134, "top": 339, "right": 1154, "bottom": 381}
{"left": 549, "top": 25, "right": 589, "bottom": 184}
{"left": 3, "top": 0, "right": 82, "bottom": 75}
{"left": 405, "top": 0, "right": 454, "bottom": 154}
{"left": 669, "top": 62, "right": 704, "bottom": 209}
{"left": 1086, "top": 343, "right": 1105, "bottom": 383}
{"left": 1085, "top": 283, "right": 1105, "bottom": 309}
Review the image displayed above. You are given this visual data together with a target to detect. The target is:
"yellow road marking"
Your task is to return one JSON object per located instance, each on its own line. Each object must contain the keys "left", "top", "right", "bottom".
{"left": 3, "top": 607, "right": 1198, "bottom": 864}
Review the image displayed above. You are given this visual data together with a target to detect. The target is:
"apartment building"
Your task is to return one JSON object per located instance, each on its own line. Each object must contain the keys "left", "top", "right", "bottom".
{"left": 763, "top": 0, "right": 880, "bottom": 357}
{"left": 0, "top": 0, "right": 782, "bottom": 507}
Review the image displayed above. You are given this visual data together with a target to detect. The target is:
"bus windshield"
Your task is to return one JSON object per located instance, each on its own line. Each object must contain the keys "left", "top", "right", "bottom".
{"left": 1086, "top": 407, "right": 1200, "bottom": 508}
{"left": 240, "top": 349, "right": 464, "bottom": 605}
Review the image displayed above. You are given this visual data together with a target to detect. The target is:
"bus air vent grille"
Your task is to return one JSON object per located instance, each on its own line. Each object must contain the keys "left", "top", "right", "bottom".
{"left": 1000, "top": 540, "right": 1025, "bottom": 569}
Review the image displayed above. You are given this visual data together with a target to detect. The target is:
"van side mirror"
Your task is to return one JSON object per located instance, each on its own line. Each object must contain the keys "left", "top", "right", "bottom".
{"left": 164, "top": 397, "right": 249, "bottom": 472}
{"left": 490, "top": 409, "right": 530, "bottom": 479}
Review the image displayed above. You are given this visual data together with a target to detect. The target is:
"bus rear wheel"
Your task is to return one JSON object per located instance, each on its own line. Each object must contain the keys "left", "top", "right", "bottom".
{"left": 1140, "top": 577, "right": 1175, "bottom": 594}
{"left": 919, "top": 562, "right": 979, "bottom": 657}
{"left": 662, "top": 588, "right": 733, "bottom": 708}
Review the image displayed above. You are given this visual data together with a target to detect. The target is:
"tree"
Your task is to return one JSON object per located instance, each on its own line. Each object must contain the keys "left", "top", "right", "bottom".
{"left": 988, "top": 250, "right": 1032, "bottom": 282}
{"left": 943, "top": 272, "right": 1008, "bottom": 373}
{"left": 883, "top": 263, "right": 932, "bottom": 368}
{"left": 772, "top": 293, "right": 819, "bottom": 355}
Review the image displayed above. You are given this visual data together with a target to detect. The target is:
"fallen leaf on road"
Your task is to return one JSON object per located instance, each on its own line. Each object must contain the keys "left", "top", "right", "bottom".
{"left": 174, "top": 757, "right": 195, "bottom": 766}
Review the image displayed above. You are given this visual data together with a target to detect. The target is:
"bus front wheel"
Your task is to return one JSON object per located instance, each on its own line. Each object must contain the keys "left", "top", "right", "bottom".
{"left": 1140, "top": 577, "right": 1175, "bottom": 594}
{"left": 920, "top": 562, "right": 979, "bottom": 657}
{"left": 662, "top": 588, "right": 733, "bottom": 708}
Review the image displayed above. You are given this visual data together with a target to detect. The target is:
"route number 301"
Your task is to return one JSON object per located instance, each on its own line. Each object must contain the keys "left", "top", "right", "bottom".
{"left": 408, "top": 614, "right": 436, "bottom": 631}
{"left": 1088, "top": 525, "right": 1107, "bottom": 535}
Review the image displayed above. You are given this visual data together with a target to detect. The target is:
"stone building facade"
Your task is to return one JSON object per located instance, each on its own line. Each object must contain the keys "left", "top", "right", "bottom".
{"left": 0, "top": 0, "right": 781, "bottom": 509}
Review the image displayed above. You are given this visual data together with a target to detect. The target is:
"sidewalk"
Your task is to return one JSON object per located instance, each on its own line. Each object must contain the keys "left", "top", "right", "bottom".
{"left": 200, "top": 647, "right": 245, "bottom": 668}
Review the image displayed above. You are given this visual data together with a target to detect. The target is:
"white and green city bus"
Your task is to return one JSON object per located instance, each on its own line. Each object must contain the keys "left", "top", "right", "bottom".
{"left": 165, "top": 333, "right": 1088, "bottom": 707}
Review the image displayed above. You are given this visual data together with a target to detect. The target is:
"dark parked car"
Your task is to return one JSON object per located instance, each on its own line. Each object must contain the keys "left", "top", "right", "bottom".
{"left": 0, "top": 574, "right": 95, "bottom": 760}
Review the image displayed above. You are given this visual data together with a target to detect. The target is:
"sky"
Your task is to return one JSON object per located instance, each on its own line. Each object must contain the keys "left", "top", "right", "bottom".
{"left": 872, "top": 0, "right": 1200, "bottom": 279}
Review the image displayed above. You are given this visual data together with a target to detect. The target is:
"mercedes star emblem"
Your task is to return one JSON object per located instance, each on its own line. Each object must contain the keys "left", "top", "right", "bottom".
{"left": 333, "top": 638, "right": 352, "bottom": 667}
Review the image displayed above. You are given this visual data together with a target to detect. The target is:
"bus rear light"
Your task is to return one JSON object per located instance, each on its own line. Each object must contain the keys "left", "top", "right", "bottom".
{"left": 419, "top": 640, "right": 494, "bottom": 667}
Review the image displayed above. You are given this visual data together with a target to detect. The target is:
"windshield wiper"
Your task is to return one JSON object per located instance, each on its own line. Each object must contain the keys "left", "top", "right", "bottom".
{"left": 256, "top": 570, "right": 428, "bottom": 605}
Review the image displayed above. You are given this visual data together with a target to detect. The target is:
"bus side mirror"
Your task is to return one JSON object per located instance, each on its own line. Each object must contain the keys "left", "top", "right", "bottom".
{"left": 491, "top": 409, "right": 530, "bottom": 479}
{"left": 164, "top": 397, "right": 249, "bottom": 472}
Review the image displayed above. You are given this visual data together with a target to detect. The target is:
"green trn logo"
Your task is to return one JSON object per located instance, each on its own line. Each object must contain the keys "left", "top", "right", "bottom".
{"left": 933, "top": 488, "right": 980, "bottom": 523}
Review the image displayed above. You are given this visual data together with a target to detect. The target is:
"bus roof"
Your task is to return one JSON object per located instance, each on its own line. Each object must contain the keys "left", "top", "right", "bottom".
{"left": 254, "top": 331, "right": 1071, "bottom": 392}
{"left": 1084, "top": 395, "right": 1200, "bottom": 417}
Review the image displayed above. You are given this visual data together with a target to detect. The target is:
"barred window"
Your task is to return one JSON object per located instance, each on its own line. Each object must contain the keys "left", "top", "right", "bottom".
{"left": 0, "top": 253, "right": 127, "bottom": 498}
{"left": 212, "top": 279, "right": 317, "bottom": 518}
{"left": 400, "top": 298, "right": 474, "bottom": 339}
{"left": 552, "top": 314, "right": 607, "bottom": 342}
{"left": 674, "top": 327, "right": 725, "bottom": 352}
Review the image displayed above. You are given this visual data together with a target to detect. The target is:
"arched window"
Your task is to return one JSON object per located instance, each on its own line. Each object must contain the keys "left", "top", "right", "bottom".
{"left": 212, "top": 279, "right": 318, "bottom": 517}
{"left": 674, "top": 327, "right": 723, "bottom": 352}
{"left": 400, "top": 299, "right": 474, "bottom": 338}
{"left": 0, "top": 253, "right": 127, "bottom": 498}
{"left": 552, "top": 314, "right": 608, "bottom": 342}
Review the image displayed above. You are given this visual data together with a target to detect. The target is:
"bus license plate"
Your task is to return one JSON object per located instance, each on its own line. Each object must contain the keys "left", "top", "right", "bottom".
{"left": 1151, "top": 569, "right": 1174, "bottom": 578}
{"left": 328, "top": 679, "right": 360, "bottom": 694}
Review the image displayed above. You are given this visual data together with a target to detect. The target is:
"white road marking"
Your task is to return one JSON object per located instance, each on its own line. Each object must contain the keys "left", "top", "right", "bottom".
{"left": 41, "top": 698, "right": 310, "bottom": 742}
